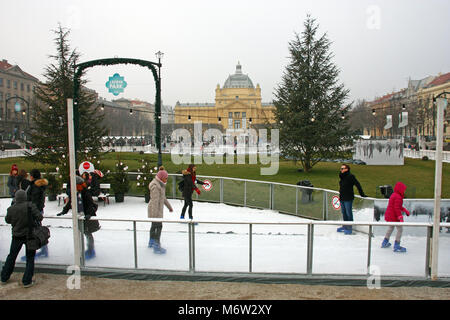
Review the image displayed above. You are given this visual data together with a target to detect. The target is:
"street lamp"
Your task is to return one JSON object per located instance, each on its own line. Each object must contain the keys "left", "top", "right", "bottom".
{"left": 5, "top": 95, "right": 30, "bottom": 142}
{"left": 155, "top": 51, "right": 164, "bottom": 167}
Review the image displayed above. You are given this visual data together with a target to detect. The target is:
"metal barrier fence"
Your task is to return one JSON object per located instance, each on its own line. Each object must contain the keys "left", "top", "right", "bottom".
{"left": 404, "top": 149, "right": 450, "bottom": 162}
{"left": 1, "top": 214, "right": 448, "bottom": 279}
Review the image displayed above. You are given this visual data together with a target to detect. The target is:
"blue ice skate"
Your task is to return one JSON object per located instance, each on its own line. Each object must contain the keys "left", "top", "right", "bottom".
{"left": 337, "top": 226, "right": 346, "bottom": 232}
{"left": 85, "top": 249, "right": 96, "bottom": 260}
{"left": 381, "top": 238, "right": 391, "bottom": 248}
{"left": 153, "top": 243, "right": 166, "bottom": 254}
{"left": 148, "top": 238, "right": 155, "bottom": 248}
{"left": 393, "top": 241, "right": 406, "bottom": 253}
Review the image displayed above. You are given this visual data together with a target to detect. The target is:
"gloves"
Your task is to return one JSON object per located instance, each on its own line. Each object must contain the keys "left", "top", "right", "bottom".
{"left": 195, "top": 188, "right": 201, "bottom": 195}
{"left": 405, "top": 209, "right": 410, "bottom": 216}
{"left": 398, "top": 216, "right": 404, "bottom": 222}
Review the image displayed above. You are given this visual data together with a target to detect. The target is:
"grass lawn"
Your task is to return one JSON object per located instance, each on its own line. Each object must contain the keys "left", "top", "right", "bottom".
{"left": 0, "top": 153, "right": 448, "bottom": 199}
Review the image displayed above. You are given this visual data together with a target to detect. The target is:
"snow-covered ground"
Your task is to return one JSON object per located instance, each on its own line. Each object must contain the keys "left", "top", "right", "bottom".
{"left": 1, "top": 196, "right": 449, "bottom": 278}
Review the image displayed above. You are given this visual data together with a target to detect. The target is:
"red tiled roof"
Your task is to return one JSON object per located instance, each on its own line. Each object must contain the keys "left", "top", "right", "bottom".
{"left": 427, "top": 72, "right": 450, "bottom": 87}
{"left": 0, "top": 59, "right": 13, "bottom": 70}
{"left": 372, "top": 92, "right": 395, "bottom": 104}
{"left": 0, "top": 59, "right": 39, "bottom": 81}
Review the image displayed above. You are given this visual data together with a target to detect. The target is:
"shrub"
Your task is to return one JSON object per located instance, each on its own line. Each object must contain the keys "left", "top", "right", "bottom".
{"left": 111, "top": 159, "right": 130, "bottom": 194}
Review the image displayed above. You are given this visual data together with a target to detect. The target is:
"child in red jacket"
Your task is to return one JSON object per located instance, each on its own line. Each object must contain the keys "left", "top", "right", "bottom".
{"left": 381, "top": 182, "right": 410, "bottom": 252}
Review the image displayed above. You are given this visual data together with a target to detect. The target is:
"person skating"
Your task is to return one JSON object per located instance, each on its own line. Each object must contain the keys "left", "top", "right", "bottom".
{"left": 16, "top": 169, "right": 31, "bottom": 191}
{"left": 180, "top": 164, "right": 205, "bottom": 221}
{"left": 25, "top": 169, "right": 48, "bottom": 259}
{"left": 381, "top": 182, "right": 410, "bottom": 252}
{"left": 337, "top": 164, "right": 366, "bottom": 235}
{"left": 77, "top": 175, "right": 101, "bottom": 259}
{"left": 147, "top": 169, "right": 173, "bottom": 254}
{"left": 7, "top": 164, "right": 19, "bottom": 201}
{"left": 1, "top": 190, "right": 43, "bottom": 288}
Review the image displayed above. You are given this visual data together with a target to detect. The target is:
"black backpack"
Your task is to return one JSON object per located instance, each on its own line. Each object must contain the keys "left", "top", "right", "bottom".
{"left": 178, "top": 180, "right": 184, "bottom": 192}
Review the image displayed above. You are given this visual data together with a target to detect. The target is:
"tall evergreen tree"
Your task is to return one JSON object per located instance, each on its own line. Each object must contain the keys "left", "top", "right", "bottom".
{"left": 274, "top": 15, "right": 353, "bottom": 172}
{"left": 26, "top": 25, "right": 107, "bottom": 175}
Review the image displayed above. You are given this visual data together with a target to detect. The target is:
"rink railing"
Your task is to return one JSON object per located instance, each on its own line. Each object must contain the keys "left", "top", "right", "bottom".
{"left": 1, "top": 214, "right": 448, "bottom": 279}
{"left": 77, "top": 217, "right": 449, "bottom": 278}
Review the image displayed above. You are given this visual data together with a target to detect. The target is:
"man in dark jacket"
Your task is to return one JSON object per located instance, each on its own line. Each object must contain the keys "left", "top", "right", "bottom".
{"left": 1, "top": 190, "right": 42, "bottom": 288}
{"left": 338, "top": 164, "right": 366, "bottom": 235}
{"left": 26, "top": 169, "right": 48, "bottom": 258}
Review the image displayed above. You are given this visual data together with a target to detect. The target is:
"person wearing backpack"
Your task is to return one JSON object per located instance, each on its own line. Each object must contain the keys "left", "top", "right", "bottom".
{"left": 1, "top": 190, "right": 43, "bottom": 288}
{"left": 180, "top": 164, "right": 206, "bottom": 220}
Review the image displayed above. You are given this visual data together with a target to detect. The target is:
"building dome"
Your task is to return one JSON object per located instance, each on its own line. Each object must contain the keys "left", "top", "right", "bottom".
{"left": 223, "top": 62, "right": 254, "bottom": 88}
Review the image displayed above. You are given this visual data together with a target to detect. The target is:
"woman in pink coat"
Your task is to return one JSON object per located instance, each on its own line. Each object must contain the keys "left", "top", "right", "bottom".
{"left": 381, "top": 182, "right": 410, "bottom": 252}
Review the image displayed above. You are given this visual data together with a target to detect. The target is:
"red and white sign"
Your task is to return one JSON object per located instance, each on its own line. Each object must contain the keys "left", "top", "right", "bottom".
{"left": 79, "top": 161, "right": 95, "bottom": 174}
{"left": 331, "top": 196, "right": 341, "bottom": 210}
{"left": 202, "top": 179, "right": 212, "bottom": 192}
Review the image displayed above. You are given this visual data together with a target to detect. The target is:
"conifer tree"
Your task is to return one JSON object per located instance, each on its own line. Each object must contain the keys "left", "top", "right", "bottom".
{"left": 274, "top": 15, "right": 353, "bottom": 172}
{"left": 26, "top": 25, "right": 107, "bottom": 174}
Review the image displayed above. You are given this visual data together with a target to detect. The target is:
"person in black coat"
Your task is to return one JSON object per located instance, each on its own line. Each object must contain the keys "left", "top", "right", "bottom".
{"left": 338, "top": 164, "right": 366, "bottom": 235}
{"left": 16, "top": 169, "right": 31, "bottom": 191}
{"left": 180, "top": 164, "right": 206, "bottom": 220}
{"left": 26, "top": 169, "right": 48, "bottom": 258}
{"left": 1, "top": 190, "right": 42, "bottom": 287}
{"left": 77, "top": 176, "right": 101, "bottom": 259}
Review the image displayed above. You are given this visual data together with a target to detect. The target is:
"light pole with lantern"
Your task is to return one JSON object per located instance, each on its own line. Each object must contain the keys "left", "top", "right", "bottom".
{"left": 155, "top": 51, "right": 164, "bottom": 167}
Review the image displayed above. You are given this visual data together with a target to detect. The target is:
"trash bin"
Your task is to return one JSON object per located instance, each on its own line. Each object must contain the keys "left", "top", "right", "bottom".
{"left": 297, "top": 180, "right": 314, "bottom": 203}
{"left": 378, "top": 185, "right": 393, "bottom": 199}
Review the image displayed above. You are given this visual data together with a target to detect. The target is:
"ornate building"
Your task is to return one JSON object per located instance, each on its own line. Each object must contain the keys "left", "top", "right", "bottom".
{"left": 174, "top": 63, "right": 276, "bottom": 135}
{"left": 0, "top": 59, "right": 39, "bottom": 142}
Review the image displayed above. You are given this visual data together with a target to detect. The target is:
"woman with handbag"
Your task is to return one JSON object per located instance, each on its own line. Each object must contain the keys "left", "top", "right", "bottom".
{"left": 1, "top": 190, "right": 43, "bottom": 288}
{"left": 78, "top": 174, "right": 101, "bottom": 260}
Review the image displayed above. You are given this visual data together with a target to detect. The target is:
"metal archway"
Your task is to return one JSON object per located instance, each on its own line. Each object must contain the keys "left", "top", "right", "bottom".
{"left": 73, "top": 57, "right": 162, "bottom": 166}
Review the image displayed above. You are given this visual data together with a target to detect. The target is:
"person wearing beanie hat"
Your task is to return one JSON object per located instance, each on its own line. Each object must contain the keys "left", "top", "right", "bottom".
{"left": 147, "top": 169, "right": 173, "bottom": 254}
{"left": 7, "top": 164, "right": 19, "bottom": 199}
{"left": 1, "top": 190, "right": 43, "bottom": 288}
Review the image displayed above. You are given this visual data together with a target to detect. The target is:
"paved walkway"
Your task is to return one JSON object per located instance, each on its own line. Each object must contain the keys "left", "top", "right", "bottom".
{"left": 1, "top": 272, "right": 449, "bottom": 300}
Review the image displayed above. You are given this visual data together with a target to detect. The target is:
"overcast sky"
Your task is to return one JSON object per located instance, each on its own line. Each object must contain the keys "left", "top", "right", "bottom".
{"left": 2, "top": 0, "right": 449, "bottom": 107}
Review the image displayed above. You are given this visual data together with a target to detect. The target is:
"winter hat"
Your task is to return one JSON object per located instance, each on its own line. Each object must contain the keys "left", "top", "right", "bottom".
{"left": 30, "top": 168, "right": 41, "bottom": 180}
{"left": 156, "top": 170, "right": 168, "bottom": 181}
{"left": 10, "top": 164, "right": 18, "bottom": 175}
{"left": 76, "top": 176, "right": 85, "bottom": 185}
{"left": 14, "top": 189, "right": 27, "bottom": 203}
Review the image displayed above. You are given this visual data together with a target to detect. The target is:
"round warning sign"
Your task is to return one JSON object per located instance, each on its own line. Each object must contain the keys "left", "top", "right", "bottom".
{"left": 79, "top": 161, "right": 95, "bottom": 174}
{"left": 332, "top": 196, "right": 341, "bottom": 210}
{"left": 202, "top": 179, "right": 212, "bottom": 192}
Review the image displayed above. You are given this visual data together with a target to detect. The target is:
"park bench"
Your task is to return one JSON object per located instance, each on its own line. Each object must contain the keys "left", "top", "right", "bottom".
{"left": 57, "top": 183, "right": 111, "bottom": 206}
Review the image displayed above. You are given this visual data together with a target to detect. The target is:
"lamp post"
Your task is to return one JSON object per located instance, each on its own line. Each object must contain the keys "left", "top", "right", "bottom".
{"left": 5, "top": 95, "right": 30, "bottom": 141}
{"left": 431, "top": 92, "right": 449, "bottom": 280}
{"left": 155, "top": 51, "right": 164, "bottom": 167}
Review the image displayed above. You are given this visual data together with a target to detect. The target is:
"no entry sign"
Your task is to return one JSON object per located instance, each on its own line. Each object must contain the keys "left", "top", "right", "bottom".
{"left": 79, "top": 161, "right": 95, "bottom": 174}
{"left": 202, "top": 179, "right": 212, "bottom": 192}
{"left": 332, "top": 195, "right": 341, "bottom": 210}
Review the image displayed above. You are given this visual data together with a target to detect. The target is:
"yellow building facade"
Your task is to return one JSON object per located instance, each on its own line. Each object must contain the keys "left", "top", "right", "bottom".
{"left": 174, "top": 63, "right": 276, "bottom": 132}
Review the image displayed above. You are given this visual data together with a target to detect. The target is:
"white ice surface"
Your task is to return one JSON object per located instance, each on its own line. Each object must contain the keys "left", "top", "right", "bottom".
{"left": 1, "top": 196, "right": 449, "bottom": 277}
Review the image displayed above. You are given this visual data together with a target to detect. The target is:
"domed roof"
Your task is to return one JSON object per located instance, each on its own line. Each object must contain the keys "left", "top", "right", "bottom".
{"left": 223, "top": 62, "right": 254, "bottom": 88}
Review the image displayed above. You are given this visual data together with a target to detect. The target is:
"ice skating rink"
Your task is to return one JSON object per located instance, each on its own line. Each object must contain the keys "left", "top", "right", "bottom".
{"left": 1, "top": 196, "right": 450, "bottom": 300}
